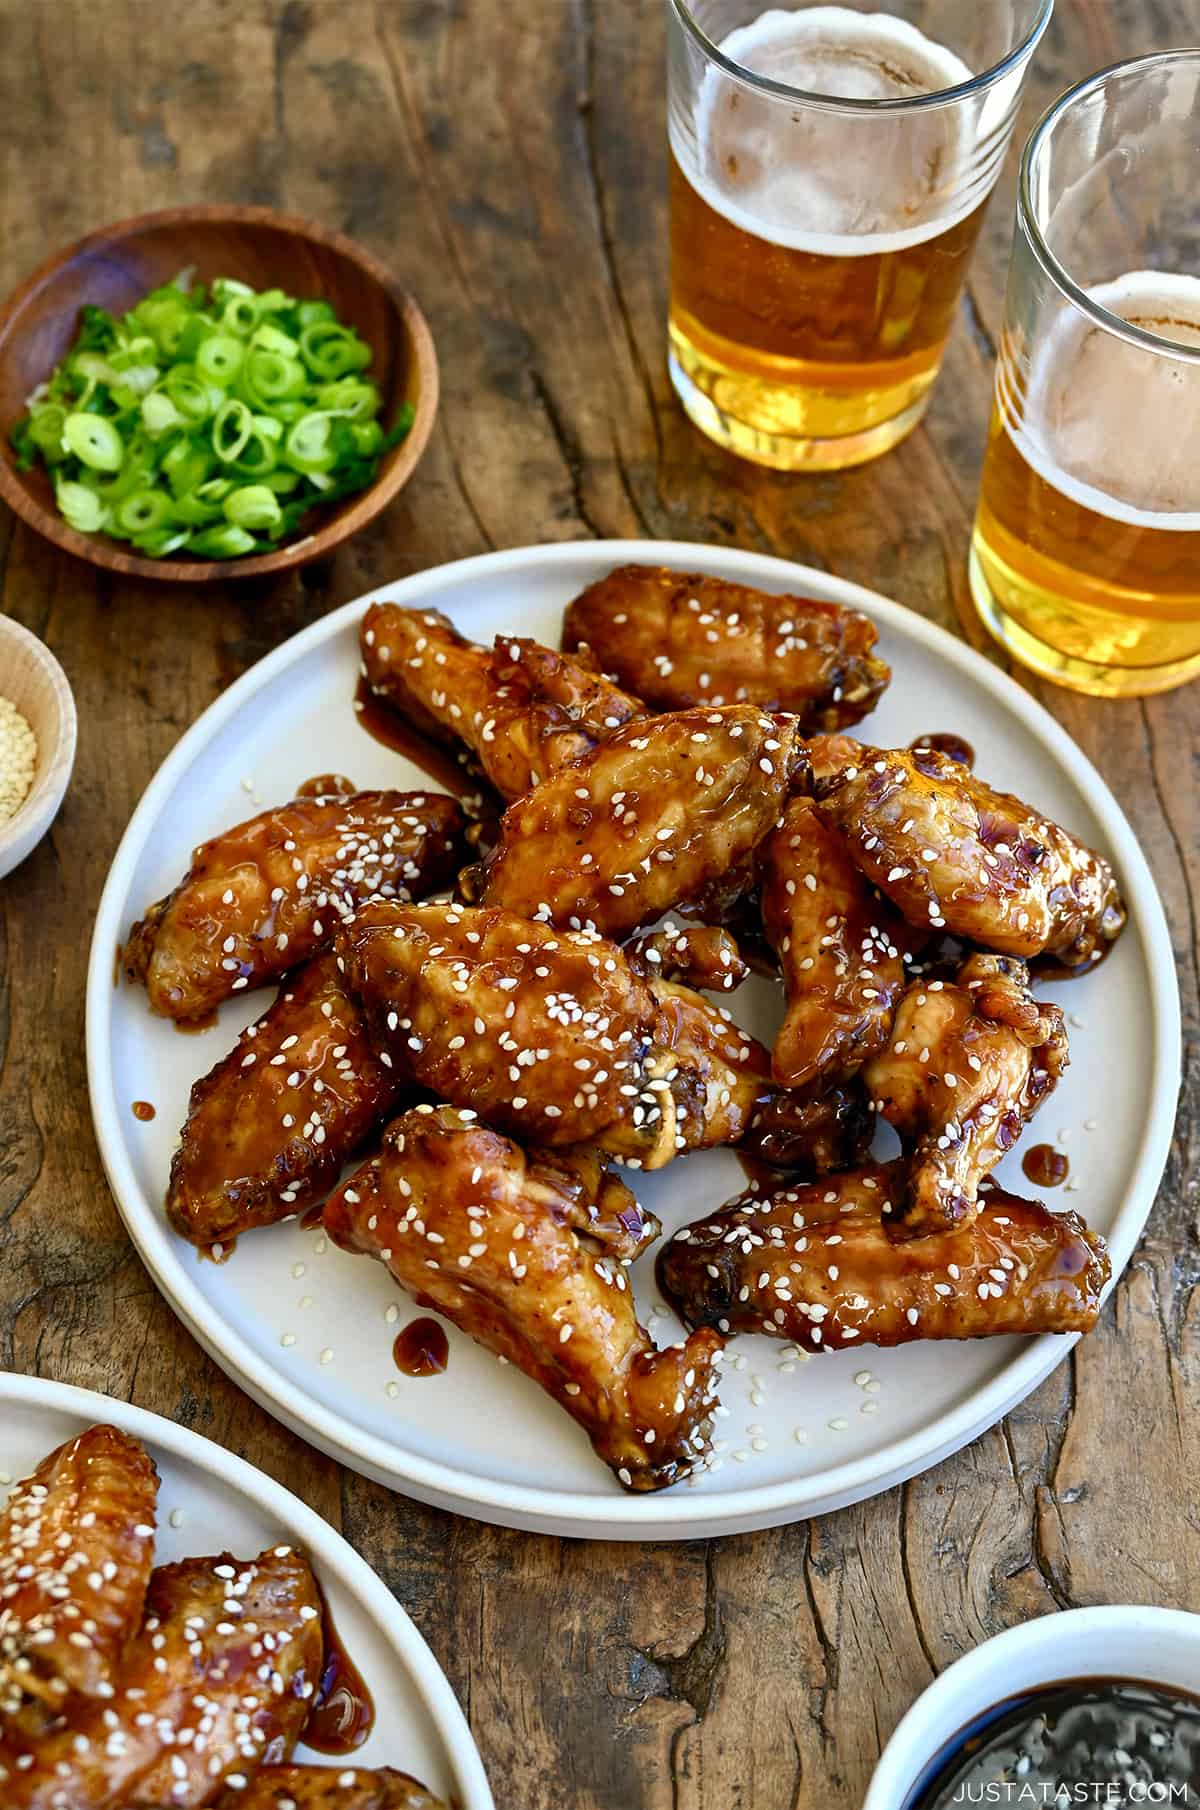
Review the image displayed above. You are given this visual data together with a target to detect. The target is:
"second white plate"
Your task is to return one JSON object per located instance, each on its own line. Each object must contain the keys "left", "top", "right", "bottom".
{"left": 86, "top": 540, "right": 1180, "bottom": 1539}
{"left": 0, "top": 1372, "right": 492, "bottom": 1806}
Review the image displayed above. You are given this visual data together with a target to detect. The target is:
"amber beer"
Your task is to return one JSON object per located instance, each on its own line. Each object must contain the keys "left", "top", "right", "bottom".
{"left": 667, "top": 7, "right": 992, "bottom": 469}
{"left": 972, "top": 273, "right": 1200, "bottom": 696}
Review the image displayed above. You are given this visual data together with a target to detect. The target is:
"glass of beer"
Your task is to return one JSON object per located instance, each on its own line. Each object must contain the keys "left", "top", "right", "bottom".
{"left": 666, "top": 1, "right": 1053, "bottom": 471}
{"left": 970, "top": 51, "right": 1200, "bottom": 697}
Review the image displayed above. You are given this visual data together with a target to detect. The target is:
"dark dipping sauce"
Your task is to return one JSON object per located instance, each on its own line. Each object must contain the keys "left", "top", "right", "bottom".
{"left": 1023, "top": 1143, "right": 1070, "bottom": 1188}
{"left": 353, "top": 675, "right": 480, "bottom": 803}
{"left": 130, "top": 1100, "right": 156, "bottom": 1122}
{"left": 911, "top": 731, "right": 975, "bottom": 769}
{"left": 907, "top": 1678, "right": 1200, "bottom": 1808}
{"left": 304, "top": 1589, "right": 376, "bottom": 1755}
{"left": 393, "top": 1316, "right": 449, "bottom": 1377}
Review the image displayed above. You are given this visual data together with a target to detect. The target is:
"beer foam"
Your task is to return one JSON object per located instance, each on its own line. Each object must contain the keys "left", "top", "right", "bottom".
{"left": 680, "top": 7, "right": 976, "bottom": 256}
{"left": 1013, "top": 271, "right": 1200, "bottom": 529}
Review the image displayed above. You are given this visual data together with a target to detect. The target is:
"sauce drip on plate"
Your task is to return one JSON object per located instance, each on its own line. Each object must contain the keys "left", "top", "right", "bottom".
{"left": 1022, "top": 1142, "right": 1069, "bottom": 1187}
{"left": 910, "top": 731, "right": 975, "bottom": 768}
{"left": 131, "top": 1099, "right": 156, "bottom": 1122}
{"left": 906, "top": 1678, "right": 1200, "bottom": 1809}
{"left": 353, "top": 675, "right": 479, "bottom": 802}
{"left": 304, "top": 1590, "right": 376, "bottom": 1755}
{"left": 393, "top": 1316, "right": 450, "bottom": 1377}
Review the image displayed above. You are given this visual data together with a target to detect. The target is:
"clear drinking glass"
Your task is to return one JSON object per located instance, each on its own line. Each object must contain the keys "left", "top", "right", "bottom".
{"left": 666, "top": 0, "right": 1054, "bottom": 471}
{"left": 970, "top": 51, "right": 1200, "bottom": 697}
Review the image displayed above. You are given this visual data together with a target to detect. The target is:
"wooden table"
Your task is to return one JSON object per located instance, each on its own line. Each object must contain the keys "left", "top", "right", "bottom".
{"left": 1, "top": 3, "right": 1195, "bottom": 1805}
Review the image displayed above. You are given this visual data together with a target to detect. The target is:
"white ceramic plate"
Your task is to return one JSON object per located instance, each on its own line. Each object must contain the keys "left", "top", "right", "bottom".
{"left": 0, "top": 1372, "right": 493, "bottom": 1807}
{"left": 86, "top": 541, "right": 1180, "bottom": 1540}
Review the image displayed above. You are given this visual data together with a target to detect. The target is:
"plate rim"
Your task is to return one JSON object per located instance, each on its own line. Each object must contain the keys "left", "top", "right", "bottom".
{"left": 85, "top": 538, "right": 1182, "bottom": 1536}
{"left": 0, "top": 1370, "right": 494, "bottom": 1809}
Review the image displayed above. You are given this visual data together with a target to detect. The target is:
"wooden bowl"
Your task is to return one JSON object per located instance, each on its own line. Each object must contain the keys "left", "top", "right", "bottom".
{"left": 0, "top": 206, "right": 438, "bottom": 582}
{"left": 0, "top": 616, "right": 77, "bottom": 879}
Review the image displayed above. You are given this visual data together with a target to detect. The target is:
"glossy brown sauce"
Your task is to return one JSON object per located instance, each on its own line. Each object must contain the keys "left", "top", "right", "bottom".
{"left": 303, "top": 1589, "right": 376, "bottom": 1755}
{"left": 130, "top": 1100, "right": 156, "bottom": 1122}
{"left": 353, "top": 675, "right": 479, "bottom": 802}
{"left": 393, "top": 1316, "right": 449, "bottom": 1377}
{"left": 911, "top": 731, "right": 975, "bottom": 768}
{"left": 1033, "top": 936, "right": 1116, "bottom": 982}
{"left": 1022, "top": 1142, "right": 1070, "bottom": 1187}
{"left": 300, "top": 1200, "right": 325, "bottom": 1231}
{"left": 173, "top": 1008, "right": 220, "bottom": 1034}
{"left": 296, "top": 772, "right": 357, "bottom": 799}
{"left": 907, "top": 1677, "right": 1200, "bottom": 1809}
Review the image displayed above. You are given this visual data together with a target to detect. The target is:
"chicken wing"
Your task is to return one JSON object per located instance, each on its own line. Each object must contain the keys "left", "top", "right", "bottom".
{"left": 324, "top": 1106, "right": 723, "bottom": 1492}
{"left": 359, "top": 603, "right": 644, "bottom": 801}
{"left": 562, "top": 565, "right": 889, "bottom": 729}
{"left": 864, "top": 953, "right": 1068, "bottom": 1239}
{"left": 760, "top": 797, "right": 914, "bottom": 1090}
{"left": 0, "top": 1545, "right": 322, "bottom": 1809}
{"left": 468, "top": 705, "right": 807, "bottom": 937}
{"left": 739, "top": 1082, "right": 875, "bottom": 1180}
{"left": 125, "top": 789, "right": 465, "bottom": 1022}
{"left": 335, "top": 902, "right": 776, "bottom": 1170}
{"left": 626, "top": 923, "right": 749, "bottom": 992}
{"left": 167, "top": 954, "right": 403, "bottom": 1251}
{"left": 0, "top": 1427, "right": 158, "bottom": 1726}
{"left": 213, "top": 1769, "right": 446, "bottom": 1810}
{"left": 658, "top": 1164, "right": 1110, "bottom": 1349}
{"left": 816, "top": 746, "right": 1126, "bottom": 967}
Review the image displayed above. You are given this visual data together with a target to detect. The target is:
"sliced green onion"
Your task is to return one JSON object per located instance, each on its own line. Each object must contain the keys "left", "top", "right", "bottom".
{"left": 62, "top": 412, "right": 123, "bottom": 471}
{"left": 189, "top": 523, "right": 257, "bottom": 557}
{"left": 56, "top": 479, "right": 109, "bottom": 532}
{"left": 224, "top": 484, "right": 283, "bottom": 531}
{"left": 299, "top": 320, "right": 371, "bottom": 380}
{"left": 283, "top": 411, "right": 335, "bottom": 473}
{"left": 13, "top": 274, "right": 406, "bottom": 559}
{"left": 115, "top": 489, "right": 173, "bottom": 536}
{"left": 212, "top": 398, "right": 253, "bottom": 462}
{"left": 195, "top": 334, "right": 246, "bottom": 385}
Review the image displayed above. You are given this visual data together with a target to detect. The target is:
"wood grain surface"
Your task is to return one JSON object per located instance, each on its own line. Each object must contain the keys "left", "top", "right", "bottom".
{"left": 0, "top": 3, "right": 1195, "bottom": 1806}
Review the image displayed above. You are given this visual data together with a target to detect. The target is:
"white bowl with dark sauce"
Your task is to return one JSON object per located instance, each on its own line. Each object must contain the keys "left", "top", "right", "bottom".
{"left": 867, "top": 1606, "right": 1200, "bottom": 1809}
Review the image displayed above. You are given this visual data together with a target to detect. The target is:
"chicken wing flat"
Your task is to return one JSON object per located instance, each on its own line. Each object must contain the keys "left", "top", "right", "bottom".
{"left": 562, "top": 566, "right": 889, "bottom": 729}
{"left": 324, "top": 1106, "right": 723, "bottom": 1492}
{"left": 125, "top": 789, "right": 465, "bottom": 1022}
{"left": 0, "top": 1545, "right": 322, "bottom": 1809}
{"left": 213, "top": 1768, "right": 446, "bottom": 1810}
{"left": 470, "top": 705, "right": 807, "bottom": 937}
{"left": 360, "top": 603, "right": 643, "bottom": 801}
{"left": 167, "top": 954, "right": 403, "bottom": 1250}
{"left": 0, "top": 1427, "right": 158, "bottom": 1725}
{"left": 864, "top": 953, "right": 1068, "bottom": 1239}
{"left": 816, "top": 746, "right": 1126, "bottom": 967}
{"left": 760, "top": 797, "right": 914, "bottom": 1090}
{"left": 658, "top": 1164, "right": 1110, "bottom": 1349}
{"left": 336, "top": 902, "right": 777, "bottom": 1170}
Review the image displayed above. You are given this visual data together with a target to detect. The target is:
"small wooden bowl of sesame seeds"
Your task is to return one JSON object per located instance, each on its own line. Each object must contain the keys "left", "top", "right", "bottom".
{"left": 0, "top": 614, "right": 77, "bottom": 879}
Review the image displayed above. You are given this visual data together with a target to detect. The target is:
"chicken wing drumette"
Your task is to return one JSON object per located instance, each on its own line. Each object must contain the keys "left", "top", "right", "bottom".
{"left": 562, "top": 566, "right": 889, "bottom": 729}
{"left": 469, "top": 705, "right": 807, "bottom": 937}
{"left": 215, "top": 1769, "right": 446, "bottom": 1810}
{"left": 124, "top": 788, "right": 465, "bottom": 1022}
{"left": 166, "top": 953, "right": 403, "bottom": 1250}
{"left": 0, "top": 1427, "right": 158, "bottom": 1729}
{"left": 0, "top": 1545, "right": 323, "bottom": 1808}
{"left": 816, "top": 745, "right": 1126, "bottom": 968}
{"left": 334, "top": 902, "right": 777, "bottom": 1170}
{"left": 864, "top": 953, "right": 1068, "bottom": 1239}
{"left": 324, "top": 1106, "right": 723, "bottom": 1492}
{"left": 759, "top": 797, "right": 915, "bottom": 1091}
{"left": 658, "top": 1164, "right": 1110, "bottom": 1350}
{"left": 359, "top": 603, "right": 644, "bottom": 801}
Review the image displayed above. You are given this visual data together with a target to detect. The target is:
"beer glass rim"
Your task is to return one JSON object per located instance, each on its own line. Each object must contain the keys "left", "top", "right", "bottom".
{"left": 1018, "top": 48, "right": 1200, "bottom": 366}
{"left": 667, "top": 0, "right": 1055, "bottom": 116}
